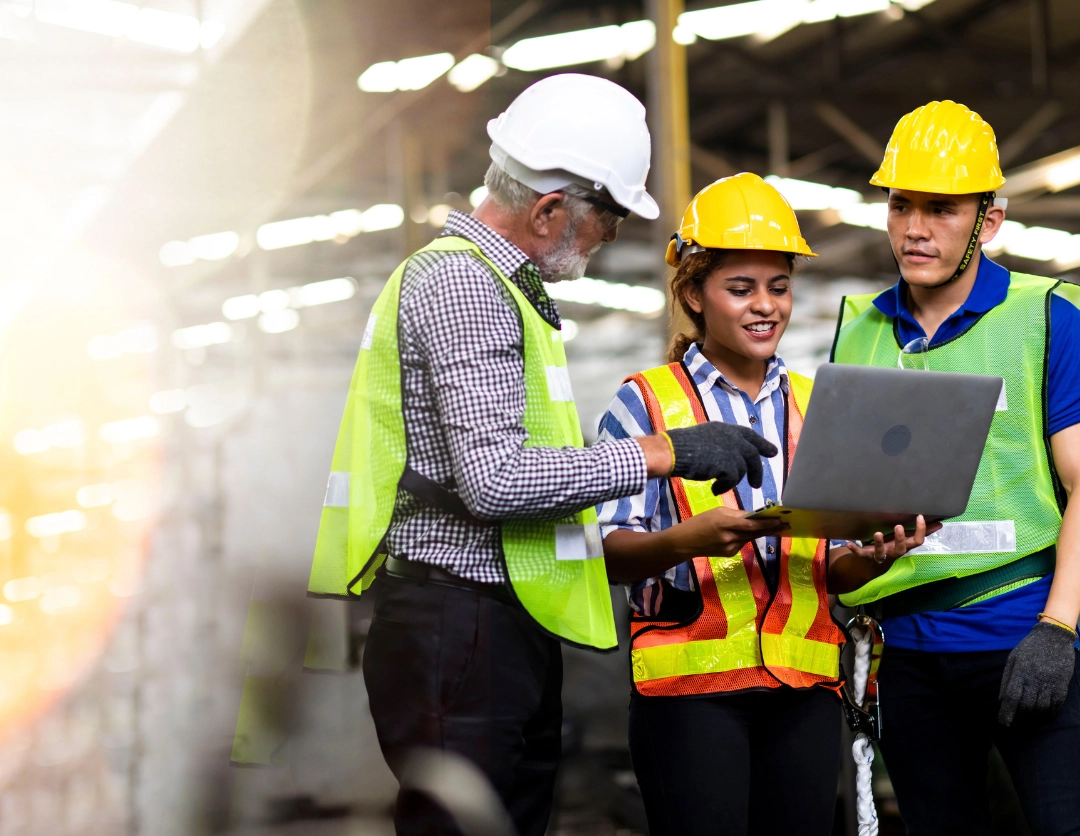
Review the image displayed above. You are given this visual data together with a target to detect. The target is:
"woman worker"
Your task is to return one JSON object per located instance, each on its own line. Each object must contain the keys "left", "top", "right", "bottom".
{"left": 597, "top": 173, "right": 931, "bottom": 836}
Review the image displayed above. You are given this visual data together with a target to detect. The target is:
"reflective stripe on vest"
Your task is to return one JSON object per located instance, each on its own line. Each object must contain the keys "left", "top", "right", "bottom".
{"left": 306, "top": 236, "right": 617, "bottom": 651}
{"left": 832, "top": 272, "right": 1068, "bottom": 607}
{"left": 626, "top": 362, "right": 842, "bottom": 697}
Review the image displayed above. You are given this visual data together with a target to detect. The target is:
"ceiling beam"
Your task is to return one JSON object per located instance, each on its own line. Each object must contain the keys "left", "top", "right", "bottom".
{"left": 690, "top": 144, "right": 738, "bottom": 180}
{"left": 998, "top": 101, "right": 1064, "bottom": 166}
{"left": 813, "top": 101, "right": 884, "bottom": 166}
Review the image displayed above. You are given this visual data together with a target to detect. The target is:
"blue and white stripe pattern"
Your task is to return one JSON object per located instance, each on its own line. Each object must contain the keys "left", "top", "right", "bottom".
{"left": 596, "top": 343, "right": 789, "bottom": 615}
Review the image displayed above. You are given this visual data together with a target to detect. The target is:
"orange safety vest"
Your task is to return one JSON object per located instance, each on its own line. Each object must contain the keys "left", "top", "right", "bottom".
{"left": 624, "top": 361, "right": 843, "bottom": 698}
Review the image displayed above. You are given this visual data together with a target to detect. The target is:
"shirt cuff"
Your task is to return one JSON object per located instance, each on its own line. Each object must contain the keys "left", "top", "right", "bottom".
{"left": 602, "top": 437, "right": 648, "bottom": 499}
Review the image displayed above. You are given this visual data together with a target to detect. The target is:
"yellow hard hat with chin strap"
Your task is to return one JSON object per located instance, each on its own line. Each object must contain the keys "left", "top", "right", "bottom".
{"left": 872, "top": 100, "right": 1005, "bottom": 286}
{"left": 666, "top": 172, "right": 817, "bottom": 268}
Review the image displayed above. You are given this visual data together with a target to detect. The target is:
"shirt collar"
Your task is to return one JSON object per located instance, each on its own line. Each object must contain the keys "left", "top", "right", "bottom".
{"left": 683, "top": 342, "right": 788, "bottom": 405}
{"left": 872, "top": 254, "right": 1010, "bottom": 320}
{"left": 442, "top": 210, "right": 530, "bottom": 278}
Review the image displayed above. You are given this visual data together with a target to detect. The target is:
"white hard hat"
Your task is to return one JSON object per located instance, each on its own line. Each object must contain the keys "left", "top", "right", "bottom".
{"left": 487, "top": 73, "right": 659, "bottom": 220}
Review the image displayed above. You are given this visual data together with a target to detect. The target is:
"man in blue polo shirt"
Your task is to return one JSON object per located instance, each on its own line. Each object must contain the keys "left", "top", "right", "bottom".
{"left": 829, "top": 101, "right": 1080, "bottom": 835}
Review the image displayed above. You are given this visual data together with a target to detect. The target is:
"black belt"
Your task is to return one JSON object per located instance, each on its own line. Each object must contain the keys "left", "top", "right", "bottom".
{"left": 383, "top": 555, "right": 513, "bottom": 603}
{"left": 868, "top": 545, "right": 1056, "bottom": 620}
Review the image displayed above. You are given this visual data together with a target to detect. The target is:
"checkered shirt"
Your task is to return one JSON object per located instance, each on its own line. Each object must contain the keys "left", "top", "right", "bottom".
{"left": 386, "top": 210, "right": 647, "bottom": 583}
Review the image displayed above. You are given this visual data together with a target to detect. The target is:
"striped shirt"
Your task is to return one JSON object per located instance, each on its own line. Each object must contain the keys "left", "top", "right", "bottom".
{"left": 596, "top": 344, "right": 790, "bottom": 615}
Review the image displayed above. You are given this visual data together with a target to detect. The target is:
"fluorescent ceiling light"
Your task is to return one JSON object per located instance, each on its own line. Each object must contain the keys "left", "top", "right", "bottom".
{"left": 837, "top": 202, "right": 888, "bottom": 230}
{"left": 4, "top": 576, "right": 42, "bottom": 602}
{"left": 255, "top": 204, "right": 403, "bottom": 250}
{"left": 76, "top": 483, "right": 114, "bottom": 508}
{"left": 172, "top": 321, "right": 233, "bottom": 350}
{"left": 33, "top": 0, "right": 225, "bottom": 53}
{"left": 679, "top": 0, "right": 925, "bottom": 41}
{"left": 449, "top": 54, "right": 501, "bottom": 92}
{"left": 984, "top": 219, "right": 1080, "bottom": 267}
{"left": 672, "top": 24, "right": 698, "bottom": 44}
{"left": 87, "top": 324, "right": 158, "bottom": 360}
{"left": 546, "top": 276, "right": 666, "bottom": 315}
{"left": 358, "top": 52, "right": 456, "bottom": 93}
{"left": 765, "top": 176, "right": 862, "bottom": 210}
{"left": 25, "top": 510, "right": 86, "bottom": 538}
{"left": 222, "top": 278, "right": 356, "bottom": 322}
{"left": 502, "top": 20, "right": 656, "bottom": 72}
{"left": 160, "top": 231, "right": 239, "bottom": 267}
{"left": 291, "top": 277, "right": 356, "bottom": 307}
{"left": 149, "top": 389, "right": 187, "bottom": 415}
{"left": 99, "top": 416, "right": 160, "bottom": 444}
{"left": 258, "top": 309, "right": 299, "bottom": 334}
{"left": 13, "top": 419, "right": 86, "bottom": 455}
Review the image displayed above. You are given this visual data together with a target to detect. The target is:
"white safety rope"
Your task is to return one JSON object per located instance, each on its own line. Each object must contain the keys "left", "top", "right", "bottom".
{"left": 850, "top": 623, "right": 879, "bottom": 836}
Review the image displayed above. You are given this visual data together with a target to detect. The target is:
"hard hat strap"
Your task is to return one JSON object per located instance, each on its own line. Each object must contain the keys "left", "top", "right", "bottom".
{"left": 926, "top": 192, "right": 993, "bottom": 288}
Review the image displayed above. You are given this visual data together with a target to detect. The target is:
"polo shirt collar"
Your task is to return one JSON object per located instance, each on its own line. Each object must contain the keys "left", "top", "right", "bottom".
{"left": 873, "top": 255, "right": 1010, "bottom": 320}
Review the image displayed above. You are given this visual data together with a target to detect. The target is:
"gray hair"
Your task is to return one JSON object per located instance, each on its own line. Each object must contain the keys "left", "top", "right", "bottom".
{"left": 483, "top": 161, "right": 592, "bottom": 223}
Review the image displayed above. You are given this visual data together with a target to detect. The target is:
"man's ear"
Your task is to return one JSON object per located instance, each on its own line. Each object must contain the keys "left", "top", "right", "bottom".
{"left": 529, "top": 193, "right": 565, "bottom": 240}
{"left": 979, "top": 203, "right": 1006, "bottom": 245}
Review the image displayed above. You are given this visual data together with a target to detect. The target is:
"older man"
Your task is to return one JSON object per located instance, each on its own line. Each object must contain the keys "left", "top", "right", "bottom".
{"left": 307, "top": 73, "right": 783, "bottom": 835}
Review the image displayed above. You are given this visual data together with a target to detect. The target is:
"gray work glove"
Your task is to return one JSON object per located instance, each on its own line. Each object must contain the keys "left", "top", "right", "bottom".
{"left": 666, "top": 423, "right": 779, "bottom": 495}
{"left": 998, "top": 620, "right": 1077, "bottom": 726}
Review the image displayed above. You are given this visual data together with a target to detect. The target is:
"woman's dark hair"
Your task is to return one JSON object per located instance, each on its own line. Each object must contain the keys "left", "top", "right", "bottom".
{"left": 666, "top": 249, "right": 797, "bottom": 363}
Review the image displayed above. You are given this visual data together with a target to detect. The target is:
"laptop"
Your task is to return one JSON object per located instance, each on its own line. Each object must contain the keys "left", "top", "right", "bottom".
{"left": 747, "top": 364, "right": 1002, "bottom": 541}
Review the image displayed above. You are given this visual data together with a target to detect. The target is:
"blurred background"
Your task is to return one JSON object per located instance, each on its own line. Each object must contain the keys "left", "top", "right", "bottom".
{"left": 1, "top": 0, "right": 1078, "bottom": 832}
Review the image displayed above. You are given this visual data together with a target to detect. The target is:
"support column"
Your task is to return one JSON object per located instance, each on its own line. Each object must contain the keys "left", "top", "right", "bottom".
{"left": 1030, "top": 0, "right": 1050, "bottom": 95}
{"left": 647, "top": 0, "right": 691, "bottom": 342}
{"left": 768, "top": 100, "right": 789, "bottom": 176}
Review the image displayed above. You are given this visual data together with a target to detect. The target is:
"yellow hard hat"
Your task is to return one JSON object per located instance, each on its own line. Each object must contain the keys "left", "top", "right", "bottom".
{"left": 665, "top": 172, "right": 816, "bottom": 267}
{"left": 871, "top": 100, "right": 1006, "bottom": 194}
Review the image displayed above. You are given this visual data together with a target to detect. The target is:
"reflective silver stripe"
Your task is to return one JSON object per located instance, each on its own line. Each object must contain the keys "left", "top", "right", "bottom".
{"left": 996, "top": 381, "right": 1008, "bottom": 412}
{"left": 323, "top": 472, "right": 350, "bottom": 508}
{"left": 545, "top": 365, "right": 574, "bottom": 402}
{"left": 908, "top": 520, "right": 1016, "bottom": 555}
{"left": 555, "top": 523, "right": 603, "bottom": 561}
{"left": 360, "top": 314, "right": 378, "bottom": 350}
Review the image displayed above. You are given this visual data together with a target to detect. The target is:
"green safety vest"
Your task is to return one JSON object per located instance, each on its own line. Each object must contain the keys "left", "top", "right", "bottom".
{"left": 307, "top": 235, "right": 618, "bottom": 651}
{"left": 833, "top": 272, "right": 1080, "bottom": 608}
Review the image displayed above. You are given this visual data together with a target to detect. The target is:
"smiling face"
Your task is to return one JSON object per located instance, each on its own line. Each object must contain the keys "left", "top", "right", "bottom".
{"left": 684, "top": 249, "right": 793, "bottom": 362}
{"left": 886, "top": 189, "right": 1004, "bottom": 287}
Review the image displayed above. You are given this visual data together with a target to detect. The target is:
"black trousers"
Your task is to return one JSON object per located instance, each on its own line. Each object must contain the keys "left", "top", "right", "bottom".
{"left": 363, "top": 573, "right": 562, "bottom": 836}
{"left": 878, "top": 646, "right": 1080, "bottom": 836}
{"left": 628, "top": 686, "right": 842, "bottom": 836}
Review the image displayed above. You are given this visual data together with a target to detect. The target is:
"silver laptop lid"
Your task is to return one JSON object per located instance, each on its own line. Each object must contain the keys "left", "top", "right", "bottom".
{"left": 782, "top": 364, "right": 1002, "bottom": 518}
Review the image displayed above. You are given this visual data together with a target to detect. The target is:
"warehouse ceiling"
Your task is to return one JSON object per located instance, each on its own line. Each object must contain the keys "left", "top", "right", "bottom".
{"left": 11, "top": 0, "right": 1080, "bottom": 322}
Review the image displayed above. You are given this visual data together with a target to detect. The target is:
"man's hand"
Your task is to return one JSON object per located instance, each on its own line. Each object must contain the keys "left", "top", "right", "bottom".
{"left": 827, "top": 516, "right": 941, "bottom": 594}
{"left": 842, "top": 515, "right": 938, "bottom": 567}
{"left": 670, "top": 506, "right": 788, "bottom": 558}
{"left": 666, "top": 423, "right": 779, "bottom": 495}
{"left": 998, "top": 620, "right": 1078, "bottom": 726}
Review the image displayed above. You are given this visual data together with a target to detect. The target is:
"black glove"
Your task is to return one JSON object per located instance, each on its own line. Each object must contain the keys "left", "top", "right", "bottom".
{"left": 998, "top": 620, "right": 1078, "bottom": 726}
{"left": 666, "top": 423, "right": 779, "bottom": 495}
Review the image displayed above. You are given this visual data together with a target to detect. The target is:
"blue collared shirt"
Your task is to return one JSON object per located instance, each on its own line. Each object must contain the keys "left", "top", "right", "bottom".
{"left": 869, "top": 256, "right": 1080, "bottom": 651}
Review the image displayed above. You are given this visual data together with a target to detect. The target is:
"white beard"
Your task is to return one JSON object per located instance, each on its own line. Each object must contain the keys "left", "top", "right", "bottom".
{"left": 535, "top": 220, "right": 601, "bottom": 284}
